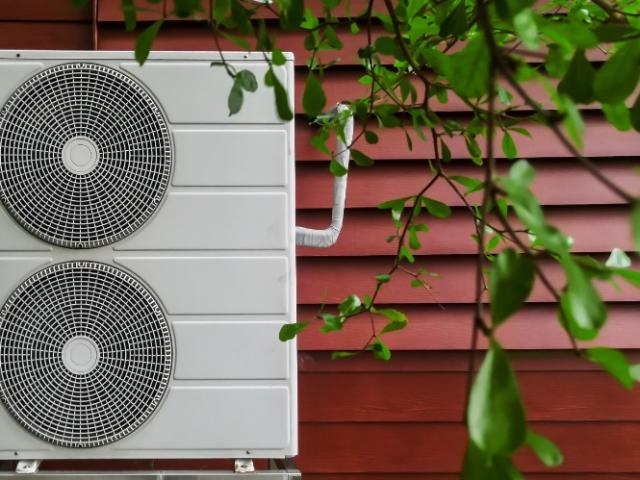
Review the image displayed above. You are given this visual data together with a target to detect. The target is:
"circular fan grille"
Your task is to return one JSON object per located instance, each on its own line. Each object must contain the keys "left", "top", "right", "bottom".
{"left": 0, "top": 63, "right": 172, "bottom": 248}
{"left": 0, "top": 262, "right": 172, "bottom": 448}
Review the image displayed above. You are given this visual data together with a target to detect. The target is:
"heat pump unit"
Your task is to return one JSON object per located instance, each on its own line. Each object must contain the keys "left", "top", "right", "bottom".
{"left": 0, "top": 51, "right": 297, "bottom": 460}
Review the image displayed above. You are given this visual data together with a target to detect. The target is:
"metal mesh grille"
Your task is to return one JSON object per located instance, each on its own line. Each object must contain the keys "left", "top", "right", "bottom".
{"left": 0, "top": 262, "right": 172, "bottom": 448}
{"left": 0, "top": 63, "right": 172, "bottom": 248}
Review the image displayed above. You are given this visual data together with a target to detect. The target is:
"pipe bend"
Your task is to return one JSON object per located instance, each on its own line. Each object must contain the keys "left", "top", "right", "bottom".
{"left": 295, "top": 104, "right": 353, "bottom": 248}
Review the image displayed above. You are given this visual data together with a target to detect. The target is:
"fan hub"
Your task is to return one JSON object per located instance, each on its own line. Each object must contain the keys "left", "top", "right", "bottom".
{"left": 62, "top": 137, "right": 99, "bottom": 175}
{"left": 62, "top": 336, "right": 99, "bottom": 375}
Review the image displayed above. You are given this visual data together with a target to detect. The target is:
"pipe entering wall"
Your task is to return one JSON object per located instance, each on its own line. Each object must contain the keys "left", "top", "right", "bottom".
{"left": 295, "top": 104, "right": 354, "bottom": 248}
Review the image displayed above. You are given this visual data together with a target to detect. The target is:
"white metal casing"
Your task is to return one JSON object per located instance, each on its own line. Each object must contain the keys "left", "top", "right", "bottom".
{"left": 0, "top": 51, "right": 297, "bottom": 459}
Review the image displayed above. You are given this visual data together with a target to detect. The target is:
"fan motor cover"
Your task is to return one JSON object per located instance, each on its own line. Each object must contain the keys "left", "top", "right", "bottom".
{"left": 0, "top": 62, "right": 172, "bottom": 249}
{"left": 0, "top": 261, "right": 173, "bottom": 448}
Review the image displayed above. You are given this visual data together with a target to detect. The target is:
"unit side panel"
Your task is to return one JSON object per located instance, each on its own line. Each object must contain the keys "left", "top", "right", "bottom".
{"left": 116, "top": 192, "right": 288, "bottom": 251}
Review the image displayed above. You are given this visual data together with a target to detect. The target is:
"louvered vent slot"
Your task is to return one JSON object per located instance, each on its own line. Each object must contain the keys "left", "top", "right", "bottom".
{"left": 0, "top": 262, "right": 172, "bottom": 448}
{"left": 0, "top": 63, "right": 172, "bottom": 248}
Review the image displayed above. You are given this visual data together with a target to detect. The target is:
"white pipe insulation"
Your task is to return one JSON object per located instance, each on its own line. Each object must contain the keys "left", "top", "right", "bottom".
{"left": 295, "top": 104, "right": 354, "bottom": 248}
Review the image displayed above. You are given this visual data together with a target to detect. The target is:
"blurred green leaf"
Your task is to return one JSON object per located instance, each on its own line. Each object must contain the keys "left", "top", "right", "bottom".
{"left": 350, "top": 149, "right": 374, "bottom": 167}
{"left": 440, "top": 0, "right": 467, "bottom": 38}
{"left": 594, "top": 40, "right": 640, "bottom": 104}
{"left": 236, "top": 69, "right": 258, "bottom": 92}
{"left": 449, "top": 38, "right": 490, "bottom": 98}
{"left": 489, "top": 249, "right": 535, "bottom": 327}
{"left": 121, "top": 0, "right": 137, "bottom": 31}
{"left": 303, "top": 72, "right": 326, "bottom": 117}
{"left": 377, "top": 308, "right": 409, "bottom": 334}
{"left": 422, "top": 197, "right": 452, "bottom": 218}
{"left": 279, "top": 321, "right": 309, "bottom": 341}
{"left": 468, "top": 341, "right": 527, "bottom": 455}
{"left": 526, "top": 430, "right": 564, "bottom": 467}
{"left": 227, "top": 83, "right": 244, "bottom": 116}
{"left": 557, "top": 49, "right": 595, "bottom": 104}
{"left": 371, "top": 337, "right": 391, "bottom": 361}
{"left": 602, "top": 102, "right": 632, "bottom": 131}
{"left": 586, "top": 347, "right": 633, "bottom": 389}
{"left": 502, "top": 131, "right": 517, "bottom": 159}
{"left": 135, "top": 20, "right": 163, "bottom": 65}
{"left": 329, "top": 158, "right": 348, "bottom": 176}
{"left": 560, "top": 257, "right": 607, "bottom": 340}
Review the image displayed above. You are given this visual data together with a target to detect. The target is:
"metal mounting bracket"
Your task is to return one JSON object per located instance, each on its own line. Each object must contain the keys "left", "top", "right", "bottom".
{"left": 234, "top": 459, "right": 255, "bottom": 473}
{"left": 15, "top": 461, "right": 41, "bottom": 475}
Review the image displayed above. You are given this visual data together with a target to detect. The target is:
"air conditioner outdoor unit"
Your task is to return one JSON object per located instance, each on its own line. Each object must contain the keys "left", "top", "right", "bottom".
{"left": 0, "top": 50, "right": 300, "bottom": 461}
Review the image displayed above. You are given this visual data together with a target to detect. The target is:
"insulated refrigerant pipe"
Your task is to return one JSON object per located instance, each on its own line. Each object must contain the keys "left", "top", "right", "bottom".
{"left": 295, "top": 104, "right": 354, "bottom": 248}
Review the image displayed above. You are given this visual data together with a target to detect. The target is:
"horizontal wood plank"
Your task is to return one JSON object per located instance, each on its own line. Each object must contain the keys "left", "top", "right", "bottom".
{"left": 297, "top": 422, "right": 640, "bottom": 473}
{"left": 296, "top": 116, "right": 640, "bottom": 160}
{"left": 297, "top": 206, "right": 632, "bottom": 256}
{"left": 296, "top": 303, "right": 640, "bottom": 350}
{"left": 296, "top": 160, "right": 639, "bottom": 208}
{"left": 0, "top": 21, "right": 91, "bottom": 49}
{"left": 298, "top": 351, "right": 640, "bottom": 373}
{"left": 97, "top": 23, "right": 610, "bottom": 65}
{"left": 297, "top": 256, "right": 640, "bottom": 304}
{"left": 98, "top": 0, "right": 375, "bottom": 21}
{"left": 1, "top": 1, "right": 91, "bottom": 21}
{"left": 299, "top": 370, "right": 640, "bottom": 422}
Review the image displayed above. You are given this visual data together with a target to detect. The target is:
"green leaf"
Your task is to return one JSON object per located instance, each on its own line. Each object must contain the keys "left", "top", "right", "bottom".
{"left": 350, "top": 149, "right": 374, "bottom": 167}
{"left": 509, "top": 159, "right": 535, "bottom": 188}
{"left": 227, "top": 83, "right": 244, "bottom": 116}
{"left": 450, "top": 175, "right": 482, "bottom": 192}
{"left": 489, "top": 249, "right": 535, "bottom": 327}
{"left": 121, "top": 0, "right": 137, "bottom": 31}
{"left": 560, "top": 257, "right": 607, "bottom": 340}
{"left": 462, "top": 440, "right": 524, "bottom": 480}
{"left": 594, "top": 24, "right": 639, "bottom": 42}
{"left": 399, "top": 245, "right": 415, "bottom": 263}
{"left": 174, "top": 0, "right": 202, "bottom": 17}
{"left": 279, "top": 0, "right": 304, "bottom": 29}
{"left": 616, "top": 268, "right": 640, "bottom": 288}
{"left": 279, "top": 321, "right": 309, "bottom": 341}
{"left": 377, "top": 308, "right": 409, "bottom": 334}
{"left": 485, "top": 234, "right": 501, "bottom": 253}
{"left": 501, "top": 131, "right": 517, "bottom": 160}
{"left": 331, "top": 351, "right": 359, "bottom": 360}
{"left": 320, "top": 313, "right": 343, "bottom": 332}
{"left": 422, "top": 197, "right": 452, "bottom": 218}
{"left": 513, "top": 9, "right": 539, "bottom": 50}
{"left": 606, "top": 248, "right": 631, "bottom": 268}
{"left": 465, "top": 135, "right": 482, "bottom": 164}
{"left": 586, "top": 347, "right": 633, "bottom": 389}
{"left": 266, "top": 69, "right": 293, "bottom": 121}
{"left": 594, "top": 40, "right": 640, "bottom": 104}
{"left": 329, "top": 158, "right": 348, "bottom": 177}
{"left": 448, "top": 38, "right": 489, "bottom": 98}
{"left": 526, "top": 430, "right": 564, "bottom": 467}
{"left": 302, "top": 72, "right": 326, "bottom": 118}
{"left": 633, "top": 202, "right": 640, "bottom": 251}
{"left": 602, "top": 102, "right": 632, "bottom": 131}
{"left": 135, "top": 20, "right": 163, "bottom": 65}
{"left": 468, "top": 341, "right": 527, "bottom": 455}
{"left": 71, "top": 0, "right": 90, "bottom": 7}
{"left": 230, "top": 0, "right": 252, "bottom": 34}
{"left": 376, "top": 273, "right": 391, "bottom": 283}
{"left": 236, "top": 70, "right": 258, "bottom": 92}
{"left": 364, "top": 130, "right": 378, "bottom": 144}
{"left": 371, "top": 337, "right": 391, "bottom": 361}
{"left": 377, "top": 196, "right": 410, "bottom": 210}
{"left": 338, "top": 294, "right": 361, "bottom": 315}
{"left": 631, "top": 93, "right": 640, "bottom": 132}
{"left": 271, "top": 49, "right": 287, "bottom": 66}
{"left": 440, "top": 0, "right": 467, "bottom": 38}
{"left": 557, "top": 48, "right": 595, "bottom": 104}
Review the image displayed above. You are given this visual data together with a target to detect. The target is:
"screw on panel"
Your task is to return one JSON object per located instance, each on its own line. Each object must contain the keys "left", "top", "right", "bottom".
{"left": 234, "top": 458, "right": 255, "bottom": 473}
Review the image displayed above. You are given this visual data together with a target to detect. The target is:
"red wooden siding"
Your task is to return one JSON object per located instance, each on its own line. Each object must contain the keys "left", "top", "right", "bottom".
{"left": 4, "top": 2, "right": 640, "bottom": 478}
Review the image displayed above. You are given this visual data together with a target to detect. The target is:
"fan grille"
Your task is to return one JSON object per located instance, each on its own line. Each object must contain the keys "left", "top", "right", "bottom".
{"left": 0, "top": 262, "right": 172, "bottom": 448}
{"left": 0, "top": 63, "right": 172, "bottom": 248}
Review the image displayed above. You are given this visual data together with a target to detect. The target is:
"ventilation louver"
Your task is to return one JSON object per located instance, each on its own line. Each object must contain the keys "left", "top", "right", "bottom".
{"left": 0, "top": 63, "right": 172, "bottom": 249}
{"left": 0, "top": 261, "right": 172, "bottom": 448}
